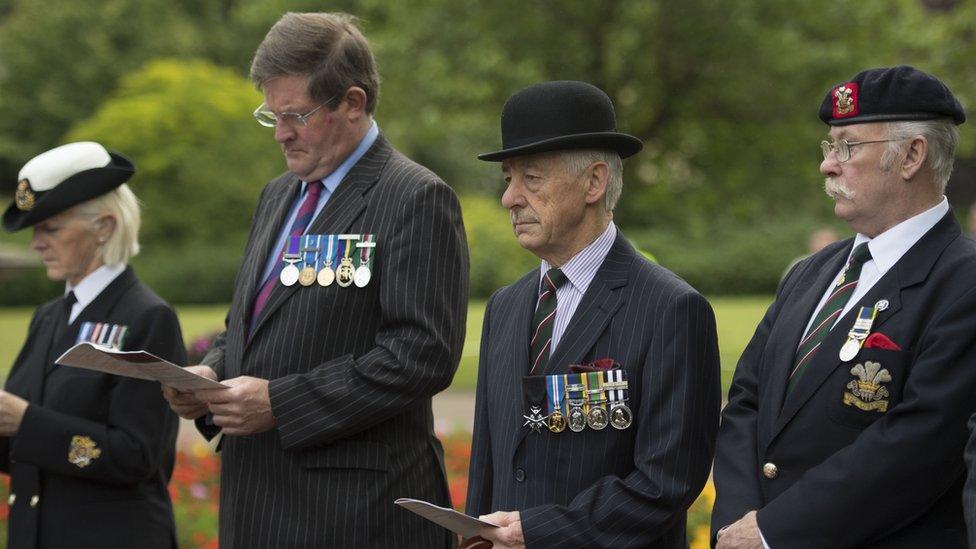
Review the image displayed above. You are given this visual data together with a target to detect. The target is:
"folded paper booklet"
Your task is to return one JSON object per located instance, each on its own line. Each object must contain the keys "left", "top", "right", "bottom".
{"left": 56, "top": 342, "right": 227, "bottom": 391}
{"left": 394, "top": 498, "right": 498, "bottom": 538}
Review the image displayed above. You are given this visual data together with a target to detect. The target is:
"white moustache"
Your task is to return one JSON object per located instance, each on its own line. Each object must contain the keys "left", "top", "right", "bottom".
{"left": 824, "top": 178, "right": 855, "bottom": 200}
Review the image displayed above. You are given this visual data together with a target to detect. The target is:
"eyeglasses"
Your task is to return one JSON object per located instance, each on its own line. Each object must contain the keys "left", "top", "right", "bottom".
{"left": 820, "top": 138, "right": 901, "bottom": 163}
{"left": 252, "top": 97, "right": 335, "bottom": 128}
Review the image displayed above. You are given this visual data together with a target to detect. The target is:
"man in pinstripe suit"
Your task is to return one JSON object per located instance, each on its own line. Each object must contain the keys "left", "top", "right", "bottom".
{"left": 162, "top": 12, "right": 468, "bottom": 548}
{"left": 464, "top": 81, "right": 721, "bottom": 548}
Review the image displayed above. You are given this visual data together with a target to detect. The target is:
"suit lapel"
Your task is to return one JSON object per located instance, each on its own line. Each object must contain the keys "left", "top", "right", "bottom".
{"left": 503, "top": 275, "right": 542, "bottom": 459}
{"left": 47, "top": 268, "right": 137, "bottom": 374}
{"left": 509, "top": 233, "right": 633, "bottom": 459}
{"left": 544, "top": 234, "right": 631, "bottom": 375}
{"left": 761, "top": 244, "right": 851, "bottom": 424}
{"left": 237, "top": 176, "right": 301, "bottom": 333}
{"left": 771, "top": 213, "right": 959, "bottom": 440}
{"left": 247, "top": 136, "right": 392, "bottom": 341}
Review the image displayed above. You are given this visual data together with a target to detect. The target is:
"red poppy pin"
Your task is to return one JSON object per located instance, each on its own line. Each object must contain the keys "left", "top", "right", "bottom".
{"left": 863, "top": 332, "right": 901, "bottom": 351}
{"left": 569, "top": 358, "right": 618, "bottom": 373}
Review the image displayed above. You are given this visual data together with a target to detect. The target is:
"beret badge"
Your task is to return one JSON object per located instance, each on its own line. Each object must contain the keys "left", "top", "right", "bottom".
{"left": 15, "top": 179, "right": 35, "bottom": 211}
{"left": 833, "top": 83, "right": 859, "bottom": 119}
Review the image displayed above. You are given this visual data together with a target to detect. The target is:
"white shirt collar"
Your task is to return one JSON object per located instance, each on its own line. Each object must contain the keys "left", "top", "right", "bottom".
{"left": 66, "top": 263, "right": 126, "bottom": 323}
{"left": 852, "top": 197, "right": 948, "bottom": 274}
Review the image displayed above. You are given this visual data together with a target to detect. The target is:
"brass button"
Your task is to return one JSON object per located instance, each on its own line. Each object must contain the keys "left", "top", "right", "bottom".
{"left": 7, "top": 493, "right": 14, "bottom": 505}
{"left": 762, "top": 462, "right": 778, "bottom": 479}
{"left": 29, "top": 495, "right": 39, "bottom": 508}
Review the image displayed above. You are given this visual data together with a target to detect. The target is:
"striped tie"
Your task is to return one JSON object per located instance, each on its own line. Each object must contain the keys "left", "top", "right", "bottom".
{"left": 788, "top": 243, "right": 872, "bottom": 392}
{"left": 249, "top": 181, "right": 323, "bottom": 330}
{"left": 529, "top": 268, "right": 567, "bottom": 374}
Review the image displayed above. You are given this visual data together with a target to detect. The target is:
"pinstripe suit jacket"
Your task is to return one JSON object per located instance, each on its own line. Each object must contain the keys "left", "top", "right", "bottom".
{"left": 201, "top": 135, "right": 469, "bottom": 548}
{"left": 465, "top": 233, "right": 721, "bottom": 548}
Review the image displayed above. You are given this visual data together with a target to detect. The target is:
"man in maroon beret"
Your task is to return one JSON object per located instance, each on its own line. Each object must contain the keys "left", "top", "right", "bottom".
{"left": 712, "top": 65, "right": 976, "bottom": 548}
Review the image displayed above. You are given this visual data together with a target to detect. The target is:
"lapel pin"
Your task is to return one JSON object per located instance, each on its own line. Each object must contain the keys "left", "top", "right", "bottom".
{"left": 875, "top": 299, "right": 889, "bottom": 312}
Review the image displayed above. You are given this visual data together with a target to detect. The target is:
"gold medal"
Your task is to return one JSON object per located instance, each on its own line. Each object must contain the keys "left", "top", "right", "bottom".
{"left": 337, "top": 257, "right": 355, "bottom": 287}
{"left": 299, "top": 266, "right": 316, "bottom": 286}
{"left": 336, "top": 235, "right": 359, "bottom": 287}
{"left": 548, "top": 410, "right": 566, "bottom": 433}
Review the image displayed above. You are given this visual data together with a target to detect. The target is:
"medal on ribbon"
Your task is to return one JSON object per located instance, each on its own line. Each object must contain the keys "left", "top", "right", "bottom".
{"left": 318, "top": 234, "right": 336, "bottom": 286}
{"left": 76, "top": 322, "right": 129, "bottom": 351}
{"left": 279, "top": 235, "right": 302, "bottom": 286}
{"left": 585, "top": 371, "right": 609, "bottom": 430}
{"left": 298, "top": 234, "right": 319, "bottom": 287}
{"left": 521, "top": 375, "right": 548, "bottom": 433}
{"left": 564, "top": 374, "right": 587, "bottom": 432}
{"left": 605, "top": 369, "right": 632, "bottom": 430}
{"left": 839, "top": 305, "right": 878, "bottom": 362}
{"left": 354, "top": 234, "right": 376, "bottom": 288}
{"left": 546, "top": 374, "right": 566, "bottom": 433}
{"left": 336, "top": 234, "right": 359, "bottom": 287}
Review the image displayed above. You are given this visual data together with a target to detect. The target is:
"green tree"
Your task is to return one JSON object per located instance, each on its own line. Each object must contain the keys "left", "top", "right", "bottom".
{"left": 63, "top": 58, "right": 284, "bottom": 302}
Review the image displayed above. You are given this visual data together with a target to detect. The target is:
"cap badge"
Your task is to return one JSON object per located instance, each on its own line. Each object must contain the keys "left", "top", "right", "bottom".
{"left": 833, "top": 83, "right": 859, "bottom": 118}
{"left": 68, "top": 435, "right": 102, "bottom": 468}
{"left": 15, "top": 179, "right": 35, "bottom": 211}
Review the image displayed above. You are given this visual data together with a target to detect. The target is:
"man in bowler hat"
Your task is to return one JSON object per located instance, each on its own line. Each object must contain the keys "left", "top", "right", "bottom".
{"left": 713, "top": 66, "right": 976, "bottom": 548}
{"left": 464, "top": 80, "right": 721, "bottom": 548}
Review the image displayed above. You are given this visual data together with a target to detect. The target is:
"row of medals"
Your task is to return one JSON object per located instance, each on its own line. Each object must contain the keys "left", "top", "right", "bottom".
{"left": 280, "top": 249, "right": 372, "bottom": 288}
{"left": 547, "top": 381, "right": 632, "bottom": 433}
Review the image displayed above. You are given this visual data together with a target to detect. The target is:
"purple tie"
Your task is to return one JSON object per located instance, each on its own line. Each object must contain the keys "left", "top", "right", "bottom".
{"left": 249, "top": 181, "right": 323, "bottom": 330}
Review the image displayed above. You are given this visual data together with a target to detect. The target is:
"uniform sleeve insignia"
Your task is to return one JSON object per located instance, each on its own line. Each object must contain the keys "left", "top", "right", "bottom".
{"left": 843, "top": 360, "right": 891, "bottom": 412}
{"left": 833, "top": 83, "right": 859, "bottom": 118}
{"left": 15, "top": 180, "right": 35, "bottom": 211}
{"left": 68, "top": 435, "right": 102, "bottom": 468}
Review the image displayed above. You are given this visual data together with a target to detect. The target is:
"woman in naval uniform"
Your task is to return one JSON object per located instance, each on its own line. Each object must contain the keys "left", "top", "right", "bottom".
{"left": 0, "top": 142, "right": 185, "bottom": 548}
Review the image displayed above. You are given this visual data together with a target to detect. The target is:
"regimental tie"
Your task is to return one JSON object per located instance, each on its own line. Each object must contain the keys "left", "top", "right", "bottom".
{"left": 788, "top": 242, "right": 872, "bottom": 393}
{"left": 249, "top": 181, "right": 323, "bottom": 331}
{"left": 529, "top": 268, "right": 568, "bottom": 374}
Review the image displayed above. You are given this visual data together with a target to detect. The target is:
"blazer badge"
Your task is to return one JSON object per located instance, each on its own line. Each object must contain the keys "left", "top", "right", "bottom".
{"left": 68, "top": 435, "right": 102, "bottom": 468}
{"left": 843, "top": 360, "right": 891, "bottom": 412}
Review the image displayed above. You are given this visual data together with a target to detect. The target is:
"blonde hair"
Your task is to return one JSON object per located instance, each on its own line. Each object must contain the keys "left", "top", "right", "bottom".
{"left": 73, "top": 183, "right": 141, "bottom": 265}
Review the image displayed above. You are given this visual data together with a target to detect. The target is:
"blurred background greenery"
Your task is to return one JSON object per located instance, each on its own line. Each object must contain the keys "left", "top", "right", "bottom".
{"left": 2, "top": 0, "right": 976, "bottom": 305}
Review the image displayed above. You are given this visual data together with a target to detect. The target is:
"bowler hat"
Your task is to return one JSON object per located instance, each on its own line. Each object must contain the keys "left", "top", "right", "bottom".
{"left": 3, "top": 141, "right": 135, "bottom": 232}
{"left": 819, "top": 65, "right": 965, "bottom": 126}
{"left": 478, "top": 80, "right": 643, "bottom": 161}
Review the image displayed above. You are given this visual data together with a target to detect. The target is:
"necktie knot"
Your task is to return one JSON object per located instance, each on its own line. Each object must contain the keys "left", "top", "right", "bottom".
{"left": 306, "top": 180, "right": 323, "bottom": 199}
{"left": 542, "top": 268, "right": 568, "bottom": 294}
{"left": 849, "top": 242, "right": 872, "bottom": 269}
{"left": 63, "top": 291, "right": 77, "bottom": 314}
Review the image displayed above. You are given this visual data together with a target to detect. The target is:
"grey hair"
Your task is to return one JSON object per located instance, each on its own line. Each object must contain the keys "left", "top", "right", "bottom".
{"left": 250, "top": 12, "right": 380, "bottom": 114}
{"left": 72, "top": 184, "right": 141, "bottom": 265}
{"left": 880, "top": 119, "right": 959, "bottom": 193}
{"left": 561, "top": 149, "right": 624, "bottom": 211}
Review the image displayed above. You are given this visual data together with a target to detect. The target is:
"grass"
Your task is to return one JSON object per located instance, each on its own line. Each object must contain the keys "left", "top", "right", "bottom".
{"left": 0, "top": 297, "right": 771, "bottom": 392}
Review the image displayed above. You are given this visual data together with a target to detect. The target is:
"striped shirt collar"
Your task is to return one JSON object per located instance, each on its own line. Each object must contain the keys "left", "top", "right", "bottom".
{"left": 540, "top": 221, "right": 617, "bottom": 294}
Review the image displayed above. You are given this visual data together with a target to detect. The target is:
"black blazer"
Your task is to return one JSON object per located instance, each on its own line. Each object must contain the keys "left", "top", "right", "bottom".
{"left": 1, "top": 266, "right": 184, "bottom": 549}
{"left": 200, "top": 135, "right": 469, "bottom": 548}
{"left": 712, "top": 212, "right": 976, "bottom": 548}
{"left": 465, "top": 233, "right": 721, "bottom": 548}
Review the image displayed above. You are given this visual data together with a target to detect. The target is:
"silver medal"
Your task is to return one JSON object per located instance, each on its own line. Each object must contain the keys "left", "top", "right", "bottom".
{"left": 610, "top": 403, "right": 633, "bottom": 430}
{"left": 839, "top": 338, "right": 861, "bottom": 362}
{"left": 280, "top": 264, "right": 300, "bottom": 286}
{"left": 353, "top": 265, "right": 371, "bottom": 287}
